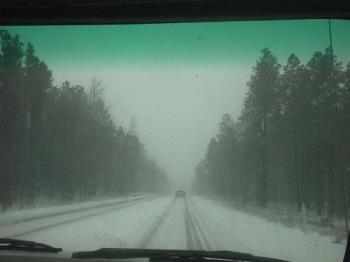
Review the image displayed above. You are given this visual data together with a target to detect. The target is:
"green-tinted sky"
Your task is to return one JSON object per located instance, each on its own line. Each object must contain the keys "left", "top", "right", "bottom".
{"left": 4, "top": 19, "right": 350, "bottom": 69}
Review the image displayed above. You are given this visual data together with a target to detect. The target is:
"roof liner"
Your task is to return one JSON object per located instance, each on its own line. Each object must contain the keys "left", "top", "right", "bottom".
{"left": 0, "top": 0, "right": 349, "bottom": 25}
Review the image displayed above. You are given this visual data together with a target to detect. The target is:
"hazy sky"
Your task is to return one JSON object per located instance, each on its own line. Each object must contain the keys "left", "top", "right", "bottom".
{"left": 5, "top": 19, "right": 350, "bottom": 189}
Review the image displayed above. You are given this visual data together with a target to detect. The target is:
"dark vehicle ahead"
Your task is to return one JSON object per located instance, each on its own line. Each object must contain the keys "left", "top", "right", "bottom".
{"left": 175, "top": 190, "right": 186, "bottom": 198}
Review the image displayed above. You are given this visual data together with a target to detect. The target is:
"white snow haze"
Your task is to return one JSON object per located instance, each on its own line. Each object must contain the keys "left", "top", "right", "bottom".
{"left": 53, "top": 64, "right": 251, "bottom": 190}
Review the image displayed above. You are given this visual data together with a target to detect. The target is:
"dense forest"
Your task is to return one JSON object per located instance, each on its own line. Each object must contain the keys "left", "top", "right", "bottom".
{"left": 0, "top": 30, "right": 170, "bottom": 211}
{"left": 192, "top": 47, "right": 350, "bottom": 232}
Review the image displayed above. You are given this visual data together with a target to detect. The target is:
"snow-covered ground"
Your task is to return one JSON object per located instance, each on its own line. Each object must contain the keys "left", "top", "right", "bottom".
{"left": 0, "top": 195, "right": 152, "bottom": 226}
{"left": 146, "top": 198, "right": 187, "bottom": 250}
{"left": 3, "top": 197, "right": 172, "bottom": 254}
{"left": 190, "top": 197, "right": 346, "bottom": 262}
{"left": 0, "top": 195, "right": 347, "bottom": 262}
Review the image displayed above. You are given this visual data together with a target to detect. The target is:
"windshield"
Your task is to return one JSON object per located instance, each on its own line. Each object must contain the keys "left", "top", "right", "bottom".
{"left": 0, "top": 19, "right": 349, "bottom": 262}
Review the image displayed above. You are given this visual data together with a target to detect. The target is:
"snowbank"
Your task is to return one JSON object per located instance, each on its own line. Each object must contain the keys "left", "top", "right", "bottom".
{"left": 0, "top": 195, "right": 152, "bottom": 226}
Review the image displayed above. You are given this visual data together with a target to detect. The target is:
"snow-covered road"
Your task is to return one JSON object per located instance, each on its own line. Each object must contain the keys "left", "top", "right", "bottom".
{"left": 189, "top": 197, "right": 346, "bottom": 262}
{"left": 0, "top": 196, "right": 347, "bottom": 262}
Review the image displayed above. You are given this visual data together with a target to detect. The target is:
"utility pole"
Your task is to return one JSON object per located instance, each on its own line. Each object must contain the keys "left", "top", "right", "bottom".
{"left": 328, "top": 19, "right": 349, "bottom": 234}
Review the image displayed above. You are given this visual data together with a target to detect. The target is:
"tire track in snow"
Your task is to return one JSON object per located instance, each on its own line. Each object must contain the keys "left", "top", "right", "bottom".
{"left": 7, "top": 196, "right": 152, "bottom": 225}
{"left": 136, "top": 198, "right": 176, "bottom": 248}
{"left": 4, "top": 197, "right": 155, "bottom": 238}
{"left": 184, "top": 198, "right": 212, "bottom": 250}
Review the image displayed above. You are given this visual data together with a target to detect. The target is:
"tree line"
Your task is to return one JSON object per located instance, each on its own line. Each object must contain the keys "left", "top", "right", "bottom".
{"left": 192, "top": 47, "right": 350, "bottom": 231}
{"left": 0, "top": 30, "right": 170, "bottom": 211}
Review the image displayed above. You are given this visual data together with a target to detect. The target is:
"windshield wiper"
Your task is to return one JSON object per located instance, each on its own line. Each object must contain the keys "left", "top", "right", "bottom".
{"left": 72, "top": 248, "right": 288, "bottom": 262}
{"left": 0, "top": 238, "right": 62, "bottom": 253}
